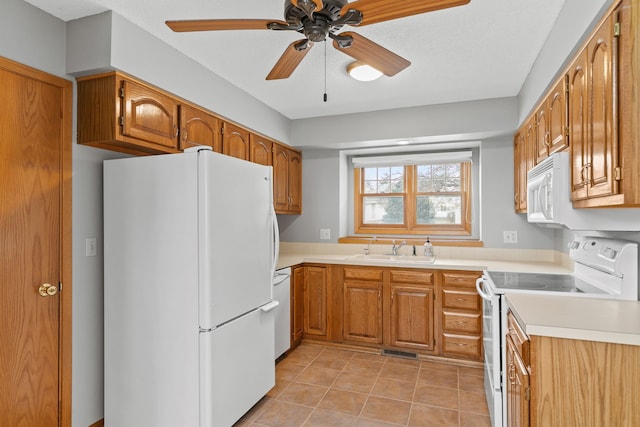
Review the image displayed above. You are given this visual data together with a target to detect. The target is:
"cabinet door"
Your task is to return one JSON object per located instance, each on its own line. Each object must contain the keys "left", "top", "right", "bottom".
{"left": 343, "top": 282, "right": 383, "bottom": 344}
{"left": 291, "top": 267, "right": 305, "bottom": 347}
{"left": 179, "top": 104, "right": 221, "bottom": 152}
{"left": 569, "top": 52, "right": 589, "bottom": 201}
{"left": 249, "top": 134, "right": 273, "bottom": 166}
{"left": 548, "top": 76, "right": 568, "bottom": 155}
{"left": 121, "top": 79, "right": 179, "bottom": 150}
{"left": 506, "top": 336, "right": 530, "bottom": 427}
{"left": 273, "top": 144, "right": 290, "bottom": 213}
{"left": 222, "top": 122, "right": 250, "bottom": 160}
{"left": 586, "top": 13, "right": 618, "bottom": 199}
{"left": 389, "top": 285, "right": 434, "bottom": 351}
{"left": 303, "top": 266, "right": 327, "bottom": 337}
{"left": 535, "top": 105, "right": 549, "bottom": 163}
{"left": 288, "top": 149, "right": 302, "bottom": 214}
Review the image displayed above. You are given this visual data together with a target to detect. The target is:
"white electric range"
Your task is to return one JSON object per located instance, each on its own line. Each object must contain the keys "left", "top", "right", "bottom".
{"left": 476, "top": 236, "right": 639, "bottom": 427}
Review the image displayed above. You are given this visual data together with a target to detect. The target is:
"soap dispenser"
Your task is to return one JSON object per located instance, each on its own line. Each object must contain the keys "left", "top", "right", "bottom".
{"left": 423, "top": 237, "right": 435, "bottom": 263}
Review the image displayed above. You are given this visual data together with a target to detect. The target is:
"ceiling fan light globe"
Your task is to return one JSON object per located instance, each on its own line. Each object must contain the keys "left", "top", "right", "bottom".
{"left": 347, "top": 61, "right": 383, "bottom": 81}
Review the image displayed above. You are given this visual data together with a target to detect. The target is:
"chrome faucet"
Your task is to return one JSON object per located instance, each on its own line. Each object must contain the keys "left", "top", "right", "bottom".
{"left": 391, "top": 240, "right": 406, "bottom": 255}
{"left": 364, "top": 235, "right": 377, "bottom": 255}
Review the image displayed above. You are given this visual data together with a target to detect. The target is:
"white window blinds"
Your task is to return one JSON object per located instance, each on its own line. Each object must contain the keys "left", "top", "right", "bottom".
{"left": 351, "top": 151, "right": 472, "bottom": 168}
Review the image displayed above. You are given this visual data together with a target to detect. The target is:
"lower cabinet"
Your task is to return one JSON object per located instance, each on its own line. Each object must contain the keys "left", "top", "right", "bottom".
{"left": 302, "top": 265, "right": 328, "bottom": 337}
{"left": 294, "top": 263, "right": 482, "bottom": 362}
{"left": 342, "top": 267, "right": 384, "bottom": 344}
{"left": 506, "top": 309, "right": 640, "bottom": 426}
{"left": 506, "top": 311, "right": 530, "bottom": 427}
{"left": 290, "top": 266, "right": 305, "bottom": 349}
{"left": 440, "top": 271, "right": 483, "bottom": 361}
{"left": 389, "top": 270, "right": 435, "bottom": 351}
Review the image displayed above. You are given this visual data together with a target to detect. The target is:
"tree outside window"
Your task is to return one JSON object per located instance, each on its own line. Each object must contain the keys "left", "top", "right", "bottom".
{"left": 355, "top": 161, "right": 471, "bottom": 236}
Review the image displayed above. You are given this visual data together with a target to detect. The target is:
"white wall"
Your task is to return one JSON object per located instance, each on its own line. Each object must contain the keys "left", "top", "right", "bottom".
{"left": 518, "top": 0, "right": 612, "bottom": 123}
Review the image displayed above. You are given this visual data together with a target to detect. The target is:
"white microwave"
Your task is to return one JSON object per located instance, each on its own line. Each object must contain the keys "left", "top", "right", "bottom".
{"left": 526, "top": 152, "right": 566, "bottom": 224}
{"left": 525, "top": 151, "right": 640, "bottom": 230}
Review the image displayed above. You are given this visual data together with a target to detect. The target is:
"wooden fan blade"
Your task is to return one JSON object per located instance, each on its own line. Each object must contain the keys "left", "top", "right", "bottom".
{"left": 266, "top": 40, "right": 314, "bottom": 80}
{"left": 165, "top": 19, "right": 288, "bottom": 32}
{"left": 344, "top": 0, "right": 470, "bottom": 26}
{"left": 291, "top": 0, "right": 324, "bottom": 11}
{"left": 333, "top": 32, "right": 410, "bottom": 76}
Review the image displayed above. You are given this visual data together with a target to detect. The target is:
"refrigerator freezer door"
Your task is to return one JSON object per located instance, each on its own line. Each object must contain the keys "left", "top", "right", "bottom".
{"left": 198, "top": 151, "right": 276, "bottom": 328}
{"left": 200, "top": 303, "right": 276, "bottom": 427}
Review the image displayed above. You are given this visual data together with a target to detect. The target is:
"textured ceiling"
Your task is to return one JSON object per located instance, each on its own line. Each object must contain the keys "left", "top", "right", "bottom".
{"left": 24, "top": 0, "right": 566, "bottom": 120}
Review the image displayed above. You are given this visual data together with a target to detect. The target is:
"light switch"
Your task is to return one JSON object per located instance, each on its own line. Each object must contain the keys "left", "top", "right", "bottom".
{"left": 85, "top": 238, "right": 97, "bottom": 257}
{"left": 320, "top": 228, "right": 331, "bottom": 240}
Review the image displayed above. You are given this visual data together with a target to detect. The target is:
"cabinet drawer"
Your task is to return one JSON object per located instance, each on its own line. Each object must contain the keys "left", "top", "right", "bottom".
{"left": 389, "top": 269, "right": 434, "bottom": 285}
{"left": 344, "top": 267, "right": 384, "bottom": 282}
{"left": 442, "top": 288, "right": 480, "bottom": 311}
{"left": 441, "top": 272, "right": 481, "bottom": 287}
{"left": 442, "top": 333, "right": 482, "bottom": 359}
{"left": 507, "top": 311, "right": 529, "bottom": 363}
{"left": 442, "top": 310, "right": 481, "bottom": 334}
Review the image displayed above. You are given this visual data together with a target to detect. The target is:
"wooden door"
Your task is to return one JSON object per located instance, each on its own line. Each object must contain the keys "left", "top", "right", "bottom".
{"left": 121, "top": 79, "right": 179, "bottom": 150}
{"left": 535, "top": 105, "right": 549, "bottom": 163}
{"left": 506, "top": 336, "right": 530, "bottom": 427}
{"left": 249, "top": 134, "right": 273, "bottom": 166}
{"left": 548, "top": 76, "right": 568, "bottom": 155}
{"left": 0, "top": 58, "right": 72, "bottom": 427}
{"left": 343, "top": 282, "right": 383, "bottom": 344}
{"left": 389, "top": 285, "right": 434, "bottom": 351}
{"left": 568, "top": 52, "right": 589, "bottom": 200}
{"left": 303, "top": 266, "right": 327, "bottom": 337}
{"left": 587, "top": 13, "right": 618, "bottom": 199}
{"left": 287, "top": 149, "right": 302, "bottom": 214}
{"left": 179, "top": 104, "right": 221, "bottom": 152}
{"left": 273, "top": 144, "right": 290, "bottom": 213}
{"left": 291, "top": 266, "right": 305, "bottom": 347}
{"left": 222, "top": 121, "right": 250, "bottom": 160}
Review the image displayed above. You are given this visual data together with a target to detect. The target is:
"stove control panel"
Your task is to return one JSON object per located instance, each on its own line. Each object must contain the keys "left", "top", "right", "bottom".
{"left": 569, "top": 236, "right": 637, "bottom": 278}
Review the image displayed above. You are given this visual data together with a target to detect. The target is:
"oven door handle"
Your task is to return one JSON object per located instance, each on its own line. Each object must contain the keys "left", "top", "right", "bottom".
{"left": 475, "top": 276, "right": 492, "bottom": 301}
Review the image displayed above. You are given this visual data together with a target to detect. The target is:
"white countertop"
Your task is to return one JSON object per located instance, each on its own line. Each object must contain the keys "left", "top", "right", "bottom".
{"left": 506, "top": 293, "right": 640, "bottom": 346}
{"left": 276, "top": 252, "right": 571, "bottom": 274}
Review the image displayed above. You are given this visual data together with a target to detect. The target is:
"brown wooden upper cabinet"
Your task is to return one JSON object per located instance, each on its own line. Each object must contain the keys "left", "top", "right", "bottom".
{"left": 273, "top": 143, "right": 302, "bottom": 214}
{"left": 249, "top": 134, "right": 274, "bottom": 166}
{"left": 77, "top": 72, "right": 183, "bottom": 155}
{"left": 179, "top": 103, "right": 221, "bottom": 152}
{"left": 571, "top": 9, "right": 618, "bottom": 203}
{"left": 514, "top": 115, "right": 536, "bottom": 213}
{"left": 78, "top": 71, "right": 224, "bottom": 155}
{"left": 534, "top": 76, "right": 568, "bottom": 164}
{"left": 514, "top": 0, "right": 640, "bottom": 209}
{"left": 222, "top": 121, "right": 250, "bottom": 160}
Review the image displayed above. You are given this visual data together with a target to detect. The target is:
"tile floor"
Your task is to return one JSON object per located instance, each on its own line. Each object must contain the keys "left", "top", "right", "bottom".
{"left": 234, "top": 343, "right": 491, "bottom": 427}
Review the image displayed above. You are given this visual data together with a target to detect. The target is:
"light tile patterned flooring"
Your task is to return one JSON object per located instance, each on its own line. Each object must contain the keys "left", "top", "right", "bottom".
{"left": 234, "top": 343, "right": 491, "bottom": 427}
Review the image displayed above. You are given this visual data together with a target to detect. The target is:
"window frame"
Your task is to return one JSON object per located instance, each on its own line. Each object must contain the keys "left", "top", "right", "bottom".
{"left": 354, "top": 162, "right": 472, "bottom": 236}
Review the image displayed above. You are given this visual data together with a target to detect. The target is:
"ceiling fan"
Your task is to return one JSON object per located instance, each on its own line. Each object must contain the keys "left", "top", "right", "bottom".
{"left": 166, "top": 0, "right": 470, "bottom": 80}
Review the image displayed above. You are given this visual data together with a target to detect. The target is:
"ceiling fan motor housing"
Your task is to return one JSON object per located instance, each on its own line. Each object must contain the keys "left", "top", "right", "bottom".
{"left": 284, "top": 0, "right": 351, "bottom": 41}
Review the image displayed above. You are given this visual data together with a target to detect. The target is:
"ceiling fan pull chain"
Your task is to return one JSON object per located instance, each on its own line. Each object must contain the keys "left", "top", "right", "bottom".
{"left": 323, "top": 41, "right": 328, "bottom": 102}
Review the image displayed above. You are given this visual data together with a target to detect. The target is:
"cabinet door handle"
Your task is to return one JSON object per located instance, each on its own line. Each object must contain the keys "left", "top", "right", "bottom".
{"left": 173, "top": 124, "right": 179, "bottom": 138}
{"left": 182, "top": 128, "right": 187, "bottom": 142}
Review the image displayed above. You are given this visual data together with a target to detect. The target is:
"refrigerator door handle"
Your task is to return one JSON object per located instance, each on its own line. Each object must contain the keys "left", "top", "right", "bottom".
{"left": 270, "top": 206, "right": 280, "bottom": 276}
{"left": 260, "top": 300, "right": 280, "bottom": 312}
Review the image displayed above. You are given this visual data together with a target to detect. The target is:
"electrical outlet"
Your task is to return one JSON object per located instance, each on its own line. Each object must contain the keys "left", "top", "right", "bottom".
{"left": 503, "top": 231, "right": 518, "bottom": 244}
{"left": 85, "top": 237, "right": 97, "bottom": 256}
{"left": 320, "top": 228, "right": 331, "bottom": 240}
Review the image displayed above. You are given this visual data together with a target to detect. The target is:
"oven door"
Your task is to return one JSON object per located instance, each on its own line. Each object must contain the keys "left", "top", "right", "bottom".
{"left": 476, "top": 275, "right": 502, "bottom": 426}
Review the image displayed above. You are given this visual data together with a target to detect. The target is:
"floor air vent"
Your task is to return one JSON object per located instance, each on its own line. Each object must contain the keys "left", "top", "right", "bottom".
{"left": 381, "top": 349, "right": 418, "bottom": 359}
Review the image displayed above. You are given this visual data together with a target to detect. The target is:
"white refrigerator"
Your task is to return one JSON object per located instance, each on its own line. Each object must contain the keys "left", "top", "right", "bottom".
{"left": 103, "top": 147, "right": 279, "bottom": 427}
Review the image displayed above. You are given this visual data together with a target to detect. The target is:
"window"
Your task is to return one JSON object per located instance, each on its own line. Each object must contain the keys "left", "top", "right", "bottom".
{"left": 353, "top": 154, "right": 472, "bottom": 236}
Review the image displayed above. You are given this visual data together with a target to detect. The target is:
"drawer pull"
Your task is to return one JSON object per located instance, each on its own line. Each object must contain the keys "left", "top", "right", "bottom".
{"left": 455, "top": 343, "right": 467, "bottom": 347}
